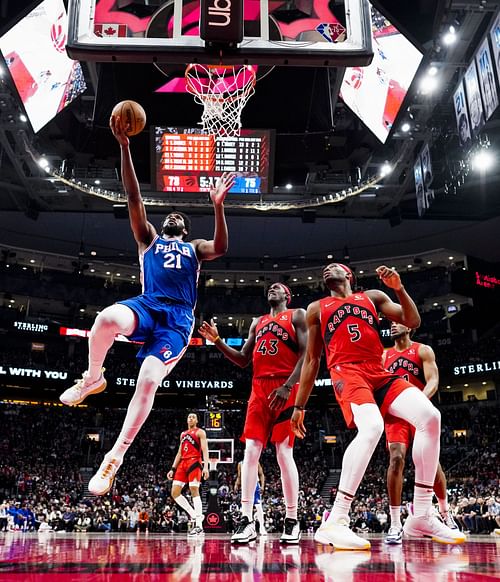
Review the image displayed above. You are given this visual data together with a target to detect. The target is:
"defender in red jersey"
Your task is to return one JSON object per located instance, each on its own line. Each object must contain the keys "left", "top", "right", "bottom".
{"left": 291, "top": 263, "right": 465, "bottom": 549}
{"left": 167, "top": 413, "right": 209, "bottom": 536}
{"left": 383, "top": 323, "right": 459, "bottom": 544}
{"left": 199, "top": 283, "right": 307, "bottom": 545}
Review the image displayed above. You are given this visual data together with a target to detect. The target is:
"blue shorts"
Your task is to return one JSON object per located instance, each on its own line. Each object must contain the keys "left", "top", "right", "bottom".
{"left": 254, "top": 483, "right": 261, "bottom": 505}
{"left": 119, "top": 294, "right": 194, "bottom": 365}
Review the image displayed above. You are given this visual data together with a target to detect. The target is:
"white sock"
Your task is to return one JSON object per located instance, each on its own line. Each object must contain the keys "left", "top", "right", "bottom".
{"left": 109, "top": 356, "right": 167, "bottom": 461}
{"left": 175, "top": 494, "right": 196, "bottom": 519}
{"left": 193, "top": 495, "right": 203, "bottom": 527}
{"left": 254, "top": 503, "right": 266, "bottom": 531}
{"left": 328, "top": 492, "right": 353, "bottom": 524}
{"left": 87, "top": 304, "right": 135, "bottom": 382}
{"left": 390, "top": 506, "right": 402, "bottom": 529}
{"left": 241, "top": 439, "right": 262, "bottom": 521}
{"left": 276, "top": 438, "right": 299, "bottom": 520}
{"left": 413, "top": 485, "right": 434, "bottom": 518}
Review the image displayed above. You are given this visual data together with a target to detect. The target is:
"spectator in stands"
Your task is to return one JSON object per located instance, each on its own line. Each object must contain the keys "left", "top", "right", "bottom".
{"left": 0, "top": 502, "right": 8, "bottom": 531}
{"left": 137, "top": 508, "right": 149, "bottom": 532}
{"left": 74, "top": 511, "right": 92, "bottom": 532}
{"left": 62, "top": 506, "right": 76, "bottom": 532}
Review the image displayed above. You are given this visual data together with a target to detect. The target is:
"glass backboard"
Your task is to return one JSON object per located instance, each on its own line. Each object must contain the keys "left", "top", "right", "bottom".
{"left": 66, "top": 0, "right": 373, "bottom": 67}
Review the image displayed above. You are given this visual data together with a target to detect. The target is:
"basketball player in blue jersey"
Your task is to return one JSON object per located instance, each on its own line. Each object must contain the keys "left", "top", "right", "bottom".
{"left": 59, "top": 114, "right": 235, "bottom": 495}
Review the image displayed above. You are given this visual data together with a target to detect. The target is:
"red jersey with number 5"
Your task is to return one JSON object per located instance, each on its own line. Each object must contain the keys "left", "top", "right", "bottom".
{"left": 320, "top": 293, "right": 383, "bottom": 367}
{"left": 180, "top": 428, "right": 202, "bottom": 460}
{"left": 384, "top": 343, "right": 425, "bottom": 389}
{"left": 252, "top": 309, "right": 299, "bottom": 379}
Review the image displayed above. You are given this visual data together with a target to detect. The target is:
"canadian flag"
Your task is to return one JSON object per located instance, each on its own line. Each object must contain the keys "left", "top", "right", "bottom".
{"left": 94, "top": 24, "right": 127, "bottom": 38}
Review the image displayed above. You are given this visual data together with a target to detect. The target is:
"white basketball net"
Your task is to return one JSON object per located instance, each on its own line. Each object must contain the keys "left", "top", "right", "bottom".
{"left": 185, "top": 64, "right": 256, "bottom": 137}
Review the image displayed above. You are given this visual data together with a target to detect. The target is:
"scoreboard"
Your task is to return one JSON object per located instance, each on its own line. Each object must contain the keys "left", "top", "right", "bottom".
{"left": 153, "top": 127, "right": 273, "bottom": 194}
{"left": 205, "top": 411, "right": 224, "bottom": 431}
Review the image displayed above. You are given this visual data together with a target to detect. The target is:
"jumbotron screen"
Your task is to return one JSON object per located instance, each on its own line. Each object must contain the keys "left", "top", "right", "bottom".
{"left": 153, "top": 127, "right": 273, "bottom": 194}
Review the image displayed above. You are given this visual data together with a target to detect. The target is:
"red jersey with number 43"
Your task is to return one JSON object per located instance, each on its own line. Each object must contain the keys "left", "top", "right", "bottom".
{"left": 384, "top": 342, "right": 425, "bottom": 389}
{"left": 320, "top": 292, "right": 383, "bottom": 367}
{"left": 252, "top": 309, "right": 300, "bottom": 379}
{"left": 180, "top": 428, "right": 202, "bottom": 460}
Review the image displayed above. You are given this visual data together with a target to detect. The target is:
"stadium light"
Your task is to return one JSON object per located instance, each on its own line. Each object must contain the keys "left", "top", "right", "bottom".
{"left": 420, "top": 75, "right": 439, "bottom": 94}
{"left": 442, "top": 25, "right": 457, "bottom": 46}
{"left": 380, "top": 162, "right": 393, "bottom": 177}
{"left": 401, "top": 122, "right": 411, "bottom": 133}
{"left": 471, "top": 149, "right": 494, "bottom": 172}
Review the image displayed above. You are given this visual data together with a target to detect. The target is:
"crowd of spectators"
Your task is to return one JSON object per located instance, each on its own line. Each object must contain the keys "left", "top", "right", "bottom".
{"left": 0, "top": 397, "right": 498, "bottom": 535}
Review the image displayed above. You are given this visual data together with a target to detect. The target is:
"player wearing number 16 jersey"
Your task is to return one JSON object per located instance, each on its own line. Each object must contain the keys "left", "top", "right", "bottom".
{"left": 291, "top": 263, "right": 465, "bottom": 549}
{"left": 59, "top": 114, "right": 235, "bottom": 496}
{"left": 199, "top": 283, "right": 307, "bottom": 545}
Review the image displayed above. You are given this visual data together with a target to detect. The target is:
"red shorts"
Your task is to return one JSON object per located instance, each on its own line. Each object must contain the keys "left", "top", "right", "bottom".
{"left": 385, "top": 413, "right": 415, "bottom": 448}
{"left": 173, "top": 457, "right": 202, "bottom": 484}
{"left": 241, "top": 376, "right": 298, "bottom": 447}
{"left": 329, "top": 360, "right": 413, "bottom": 429}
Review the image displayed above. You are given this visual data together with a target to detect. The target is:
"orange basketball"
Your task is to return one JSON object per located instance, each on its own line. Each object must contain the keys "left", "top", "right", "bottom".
{"left": 111, "top": 100, "right": 146, "bottom": 136}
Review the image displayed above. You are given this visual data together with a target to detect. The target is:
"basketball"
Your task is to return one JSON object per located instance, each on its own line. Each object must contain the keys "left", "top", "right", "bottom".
{"left": 111, "top": 100, "right": 146, "bottom": 136}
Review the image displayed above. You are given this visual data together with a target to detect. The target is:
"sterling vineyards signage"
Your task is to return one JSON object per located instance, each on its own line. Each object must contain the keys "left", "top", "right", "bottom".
{"left": 453, "top": 360, "right": 500, "bottom": 376}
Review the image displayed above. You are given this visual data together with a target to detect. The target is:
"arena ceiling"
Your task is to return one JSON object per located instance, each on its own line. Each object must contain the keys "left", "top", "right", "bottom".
{"left": 1, "top": 0, "right": 500, "bottom": 269}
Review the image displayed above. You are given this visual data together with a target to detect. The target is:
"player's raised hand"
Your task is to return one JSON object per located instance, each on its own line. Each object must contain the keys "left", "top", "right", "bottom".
{"left": 110, "top": 115, "right": 130, "bottom": 148}
{"left": 376, "top": 265, "right": 402, "bottom": 291}
{"left": 210, "top": 172, "right": 236, "bottom": 206}
{"left": 199, "top": 319, "right": 220, "bottom": 343}
{"left": 290, "top": 409, "right": 306, "bottom": 439}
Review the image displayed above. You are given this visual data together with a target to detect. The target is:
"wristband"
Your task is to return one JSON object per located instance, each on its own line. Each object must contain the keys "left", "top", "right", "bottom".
{"left": 213, "top": 336, "right": 220, "bottom": 343}
{"left": 170, "top": 467, "right": 177, "bottom": 473}
{"left": 294, "top": 405, "right": 306, "bottom": 411}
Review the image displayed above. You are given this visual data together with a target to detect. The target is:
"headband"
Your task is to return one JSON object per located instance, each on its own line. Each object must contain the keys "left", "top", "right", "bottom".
{"left": 336, "top": 263, "right": 356, "bottom": 286}
{"left": 273, "top": 283, "right": 292, "bottom": 305}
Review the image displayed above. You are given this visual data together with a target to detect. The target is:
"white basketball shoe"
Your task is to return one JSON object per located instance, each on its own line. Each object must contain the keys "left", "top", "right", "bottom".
{"left": 88, "top": 455, "right": 122, "bottom": 496}
{"left": 314, "top": 518, "right": 371, "bottom": 550}
{"left": 60, "top": 369, "right": 107, "bottom": 406}
{"left": 403, "top": 509, "right": 466, "bottom": 544}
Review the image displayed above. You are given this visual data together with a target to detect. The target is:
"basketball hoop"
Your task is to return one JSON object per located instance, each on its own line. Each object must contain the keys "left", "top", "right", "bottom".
{"left": 185, "top": 64, "right": 256, "bottom": 137}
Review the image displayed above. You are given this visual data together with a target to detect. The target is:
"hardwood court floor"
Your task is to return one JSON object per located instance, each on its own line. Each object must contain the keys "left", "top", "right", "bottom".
{"left": 0, "top": 532, "right": 498, "bottom": 581}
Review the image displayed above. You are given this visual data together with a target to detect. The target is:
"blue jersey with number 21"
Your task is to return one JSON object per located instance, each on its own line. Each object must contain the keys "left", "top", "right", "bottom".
{"left": 141, "top": 235, "right": 200, "bottom": 308}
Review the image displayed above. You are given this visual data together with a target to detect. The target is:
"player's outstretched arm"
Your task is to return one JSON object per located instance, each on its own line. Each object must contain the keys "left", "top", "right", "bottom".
{"left": 367, "top": 266, "right": 421, "bottom": 329}
{"left": 194, "top": 173, "right": 235, "bottom": 261}
{"left": 199, "top": 317, "right": 256, "bottom": 368}
{"left": 291, "top": 302, "right": 323, "bottom": 439}
{"left": 110, "top": 114, "right": 155, "bottom": 247}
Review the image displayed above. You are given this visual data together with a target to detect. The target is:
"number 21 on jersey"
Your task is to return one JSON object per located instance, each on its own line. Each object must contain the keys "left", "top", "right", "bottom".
{"left": 164, "top": 253, "right": 182, "bottom": 269}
